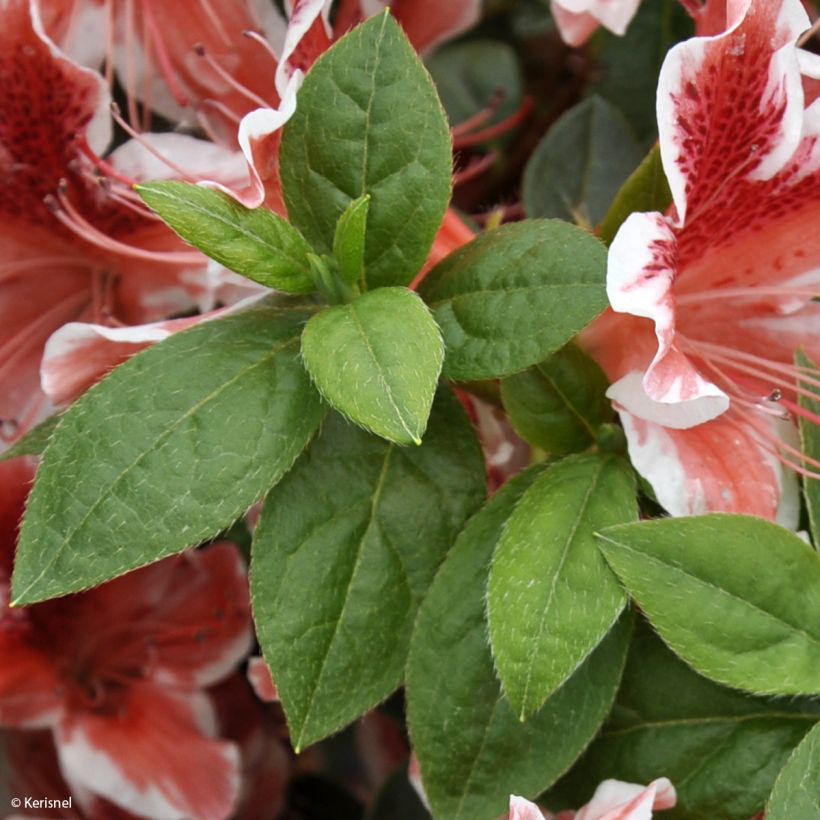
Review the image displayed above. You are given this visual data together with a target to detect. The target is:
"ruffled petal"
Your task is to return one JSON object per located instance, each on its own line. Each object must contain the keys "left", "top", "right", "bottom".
{"left": 509, "top": 795, "right": 546, "bottom": 819}
{"left": 247, "top": 657, "right": 280, "bottom": 703}
{"left": 551, "top": 0, "right": 642, "bottom": 47}
{"left": 56, "top": 686, "right": 241, "bottom": 820}
{"left": 0, "top": 637, "right": 62, "bottom": 729}
{"left": 619, "top": 410, "right": 797, "bottom": 523}
{"left": 577, "top": 778, "right": 676, "bottom": 820}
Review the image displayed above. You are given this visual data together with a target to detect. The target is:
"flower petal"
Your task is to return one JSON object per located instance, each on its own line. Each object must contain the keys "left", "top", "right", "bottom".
{"left": 509, "top": 795, "right": 546, "bottom": 819}
{"left": 56, "top": 686, "right": 241, "bottom": 820}
{"left": 577, "top": 778, "right": 676, "bottom": 820}
{"left": 247, "top": 657, "right": 280, "bottom": 703}
{"left": 619, "top": 409, "right": 797, "bottom": 523}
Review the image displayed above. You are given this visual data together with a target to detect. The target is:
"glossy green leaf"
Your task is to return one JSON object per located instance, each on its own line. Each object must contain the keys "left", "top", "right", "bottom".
{"left": 767, "top": 721, "right": 820, "bottom": 819}
{"left": 419, "top": 220, "right": 607, "bottom": 381}
{"left": 407, "top": 467, "right": 632, "bottom": 820}
{"left": 12, "top": 305, "right": 324, "bottom": 604}
{"left": 280, "top": 13, "right": 452, "bottom": 289}
{"left": 522, "top": 97, "right": 642, "bottom": 228}
{"left": 488, "top": 454, "right": 637, "bottom": 719}
{"left": 251, "top": 390, "right": 485, "bottom": 750}
{"left": 0, "top": 415, "right": 60, "bottom": 462}
{"left": 598, "top": 516, "right": 820, "bottom": 696}
{"left": 797, "top": 350, "right": 820, "bottom": 547}
{"left": 548, "top": 622, "right": 820, "bottom": 820}
{"left": 500, "top": 344, "right": 613, "bottom": 454}
{"left": 137, "top": 181, "right": 314, "bottom": 292}
{"left": 589, "top": 0, "right": 693, "bottom": 145}
{"left": 301, "top": 288, "right": 444, "bottom": 445}
{"left": 333, "top": 194, "right": 370, "bottom": 287}
{"left": 598, "top": 145, "right": 672, "bottom": 245}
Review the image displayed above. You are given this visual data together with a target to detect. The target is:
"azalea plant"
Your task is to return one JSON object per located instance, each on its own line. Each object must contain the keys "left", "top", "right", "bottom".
{"left": 2, "top": 0, "right": 820, "bottom": 818}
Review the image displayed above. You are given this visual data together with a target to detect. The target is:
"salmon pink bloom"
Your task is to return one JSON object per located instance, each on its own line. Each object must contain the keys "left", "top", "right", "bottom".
{"left": 0, "top": 0, "right": 245, "bottom": 447}
{"left": 580, "top": 0, "right": 820, "bottom": 522}
{"left": 0, "top": 459, "right": 253, "bottom": 820}
{"left": 510, "top": 777, "right": 676, "bottom": 819}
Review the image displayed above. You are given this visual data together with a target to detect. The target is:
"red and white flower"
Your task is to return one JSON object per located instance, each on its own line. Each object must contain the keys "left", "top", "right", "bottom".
{"left": 0, "top": 459, "right": 253, "bottom": 820}
{"left": 509, "top": 777, "right": 676, "bottom": 819}
{"left": 550, "top": 0, "right": 643, "bottom": 47}
{"left": 580, "top": 0, "right": 820, "bottom": 522}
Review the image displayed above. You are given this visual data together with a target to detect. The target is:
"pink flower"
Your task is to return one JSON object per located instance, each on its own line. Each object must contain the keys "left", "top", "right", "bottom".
{"left": 579, "top": 0, "right": 820, "bottom": 522}
{"left": 0, "top": 459, "right": 254, "bottom": 819}
{"left": 0, "top": 0, "right": 251, "bottom": 448}
{"left": 510, "top": 777, "right": 676, "bottom": 820}
{"left": 550, "top": 0, "right": 643, "bottom": 47}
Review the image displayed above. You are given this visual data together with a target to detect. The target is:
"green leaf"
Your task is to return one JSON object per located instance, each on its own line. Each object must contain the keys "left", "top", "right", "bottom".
{"left": 301, "top": 287, "right": 444, "bottom": 445}
{"left": 522, "top": 97, "right": 642, "bottom": 228}
{"left": 488, "top": 454, "right": 636, "bottom": 719}
{"left": 598, "top": 516, "right": 820, "bottom": 696}
{"left": 500, "top": 344, "right": 613, "bottom": 454}
{"left": 797, "top": 350, "right": 820, "bottom": 547}
{"left": 333, "top": 194, "right": 370, "bottom": 288}
{"left": 548, "top": 622, "right": 820, "bottom": 820}
{"left": 407, "top": 464, "right": 632, "bottom": 819}
{"left": 598, "top": 145, "right": 672, "bottom": 245}
{"left": 280, "top": 13, "right": 452, "bottom": 289}
{"left": 12, "top": 305, "right": 324, "bottom": 605}
{"left": 589, "top": 0, "right": 693, "bottom": 145}
{"left": 767, "top": 722, "right": 820, "bottom": 819}
{"left": 426, "top": 40, "right": 523, "bottom": 131}
{"left": 419, "top": 220, "right": 607, "bottom": 381}
{"left": 251, "top": 390, "right": 485, "bottom": 750}
{"left": 136, "top": 181, "right": 314, "bottom": 293}
{"left": 0, "top": 415, "right": 60, "bottom": 462}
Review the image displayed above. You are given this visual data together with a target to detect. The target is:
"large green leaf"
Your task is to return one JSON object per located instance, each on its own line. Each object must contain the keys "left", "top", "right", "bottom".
{"left": 548, "top": 623, "right": 820, "bottom": 820}
{"left": 280, "top": 13, "right": 452, "bottom": 289}
{"left": 598, "top": 146, "right": 672, "bottom": 245}
{"left": 301, "top": 288, "right": 444, "bottom": 445}
{"left": 767, "top": 721, "right": 820, "bottom": 819}
{"left": 406, "top": 468, "right": 632, "bottom": 820}
{"left": 12, "top": 305, "right": 324, "bottom": 605}
{"left": 251, "top": 390, "right": 485, "bottom": 750}
{"left": 488, "top": 454, "right": 636, "bottom": 719}
{"left": 598, "top": 516, "right": 820, "bottom": 696}
{"left": 500, "top": 344, "right": 613, "bottom": 454}
{"left": 419, "top": 220, "right": 607, "bottom": 381}
{"left": 797, "top": 350, "right": 820, "bottom": 547}
{"left": 522, "top": 97, "right": 642, "bottom": 228}
{"left": 137, "top": 182, "right": 314, "bottom": 292}
{"left": 0, "top": 415, "right": 60, "bottom": 463}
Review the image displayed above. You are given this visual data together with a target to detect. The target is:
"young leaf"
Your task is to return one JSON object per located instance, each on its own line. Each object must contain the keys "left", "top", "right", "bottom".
{"left": 12, "top": 305, "right": 324, "bottom": 605}
{"left": 137, "top": 181, "right": 314, "bottom": 292}
{"left": 598, "top": 145, "right": 672, "bottom": 245}
{"left": 251, "top": 391, "right": 485, "bottom": 751}
{"left": 334, "top": 194, "right": 370, "bottom": 288}
{"left": 488, "top": 454, "right": 637, "bottom": 720}
{"left": 767, "top": 722, "right": 820, "bottom": 820}
{"left": 522, "top": 97, "right": 642, "bottom": 228}
{"left": 419, "top": 220, "right": 607, "bottom": 381}
{"left": 598, "top": 516, "right": 820, "bottom": 696}
{"left": 797, "top": 350, "right": 820, "bottom": 546}
{"left": 280, "top": 13, "right": 452, "bottom": 289}
{"left": 301, "top": 288, "right": 444, "bottom": 445}
{"left": 500, "top": 344, "right": 613, "bottom": 454}
{"left": 407, "top": 468, "right": 632, "bottom": 820}
{"left": 549, "top": 622, "right": 820, "bottom": 820}
{"left": 0, "top": 415, "right": 60, "bottom": 462}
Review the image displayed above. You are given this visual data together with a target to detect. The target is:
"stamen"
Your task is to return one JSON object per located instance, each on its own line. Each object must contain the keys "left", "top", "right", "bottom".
{"left": 124, "top": 0, "right": 141, "bottom": 128}
{"left": 193, "top": 43, "right": 271, "bottom": 109}
{"left": 451, "top": 90, "right": 506, "bottom": 138}
{"left": 779, "top": 395, "right": 820, "bottom": 428}
{"left": 454, "top": 151, "right": 498, "bottom": 187}
{"left": 143, "top": 0, "right": 191, "bottom": 106}
{"left": 677, "top": 0, "right": 704, "bottom": 18}
{"left": 453, "top": 98, "right": 534, "bottom": 150}
{"left": 243, "top": 29, "right": 280, "bottom": 66}
{"left": 110, "top": 103, "right": 199, "bottom": 182}
{"left": 78, "top": 140, "right": 140, "bottom": 188}
{"left": 676, "top": 286, "right": 820, "bottom": 306}
{"left": 199, "top": 0, "right": 233, "bottom": 47}
{"left": 104, "top": 0, "right": 115, "bottom": 89}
